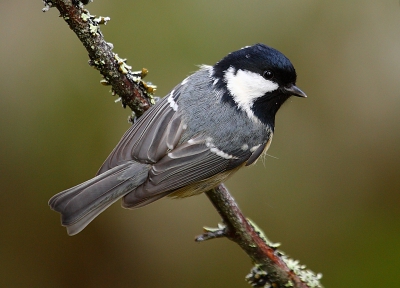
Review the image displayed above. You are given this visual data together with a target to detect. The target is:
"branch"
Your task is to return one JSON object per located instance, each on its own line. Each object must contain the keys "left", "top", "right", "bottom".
{"left": 43, "top": 0, "right": 155, "bottom": 119}
{"left": 43, "top": 1, "right": 323, "bottom": 287}
{"left": 200, "top": 185, "right": 322, "bottom": 287}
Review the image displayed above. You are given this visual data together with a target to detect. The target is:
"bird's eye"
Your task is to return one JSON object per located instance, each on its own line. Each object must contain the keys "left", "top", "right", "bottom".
{"left": 263, "top": 70, "right": 274, "bottom": 80}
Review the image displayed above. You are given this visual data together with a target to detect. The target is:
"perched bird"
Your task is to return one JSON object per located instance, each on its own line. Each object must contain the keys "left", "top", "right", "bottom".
{"left": 49, "top": 43, "right": 306, "bottom": 235}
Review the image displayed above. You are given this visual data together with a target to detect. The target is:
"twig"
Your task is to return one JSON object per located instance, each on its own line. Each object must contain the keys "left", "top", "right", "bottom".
{"left": 43, "top": 1, "right": 323, "bottom": 287}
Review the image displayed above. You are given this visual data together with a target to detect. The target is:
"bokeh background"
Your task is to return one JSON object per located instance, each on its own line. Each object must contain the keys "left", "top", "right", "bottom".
{"left": 1, "top": 1, "right": 399, "bottom": 287}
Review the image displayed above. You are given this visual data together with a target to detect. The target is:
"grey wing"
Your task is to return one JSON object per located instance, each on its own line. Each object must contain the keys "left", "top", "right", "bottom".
{"left": 122, "top": 136, "right": 253, "bottom": 207}
{"left": 97, "top": 84, "right": 185, "bottom": 175}
{"left": 147, "top": 139, "right": 269, "bottom": 192}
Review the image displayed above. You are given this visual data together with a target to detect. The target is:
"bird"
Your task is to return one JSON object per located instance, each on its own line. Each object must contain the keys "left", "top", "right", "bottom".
{"left": 49, "top": 43, "right": 306, "bottom": 235}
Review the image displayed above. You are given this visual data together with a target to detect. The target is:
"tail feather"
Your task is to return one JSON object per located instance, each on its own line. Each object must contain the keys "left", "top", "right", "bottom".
{"left": 49, "top": 161, "right": 150, "bottom": 235}
{"left": 49, "top": 164, "right": 130, "bottom": 212}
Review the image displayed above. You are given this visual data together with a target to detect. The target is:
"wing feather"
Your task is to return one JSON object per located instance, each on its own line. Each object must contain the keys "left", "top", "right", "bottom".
{"left": 140, "top": 139, "right": 250, "bottom": 194}
{"left": 135, "top": 108, "right": 175, "bottom": 162}
{"left": 97, "top": 90, "right": 183, "bottom": 175}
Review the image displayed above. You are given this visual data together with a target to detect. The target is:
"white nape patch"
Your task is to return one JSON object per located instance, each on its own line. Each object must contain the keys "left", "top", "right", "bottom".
{"left": 197, "top": 65, "right": 219, "bottom": 87}
{"left": 205, "top": 66, "right": 218, "bottom": 83}
{"left": 205, "top": 138, "right": 237, "bottom": 160}
{"left": 241, "top": 144, "right": 249, "bottom": 151}
{"left": 224, "top": 67, "right": 279, "bottom": 123}
{"left": 198, "top": 64, "right": 212, "bottom": 77}
{"left": 167, "top": 90, "right": 178, "bottom": 111}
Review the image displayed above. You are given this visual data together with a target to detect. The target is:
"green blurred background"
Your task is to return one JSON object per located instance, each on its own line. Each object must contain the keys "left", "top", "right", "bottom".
{"left": 1, "top": 1, "right": 399, "bottom": 287}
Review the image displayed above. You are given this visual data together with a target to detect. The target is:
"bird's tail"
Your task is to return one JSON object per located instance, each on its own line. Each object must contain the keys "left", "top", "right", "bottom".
{"left": 49, "top": 161, "right": 150, "bottom": 236}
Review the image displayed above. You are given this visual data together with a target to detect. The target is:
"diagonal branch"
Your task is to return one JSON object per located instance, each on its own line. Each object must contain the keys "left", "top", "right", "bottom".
{"left": 202, "top": 184, "right": 322, "bottom": 288}
{"left": 43, "top": 0, "right": 154, "bottom": 119}
{"left": 43, "top": 1, "right": 323, "bottom": 287}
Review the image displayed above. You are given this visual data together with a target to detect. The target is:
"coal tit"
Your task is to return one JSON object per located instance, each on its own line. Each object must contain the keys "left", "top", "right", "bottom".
{"left": 49, "top": 43, "right": 306, "bottom": 235}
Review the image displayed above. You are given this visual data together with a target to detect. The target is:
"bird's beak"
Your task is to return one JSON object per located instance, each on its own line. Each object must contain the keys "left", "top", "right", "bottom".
{"left": 284, "top": 85, "right": 307, "bottom": 98}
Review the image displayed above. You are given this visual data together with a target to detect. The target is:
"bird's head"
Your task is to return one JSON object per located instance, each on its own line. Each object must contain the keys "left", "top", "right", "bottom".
{"left": 212, "top": 43, "right": 306, "bottom": 126}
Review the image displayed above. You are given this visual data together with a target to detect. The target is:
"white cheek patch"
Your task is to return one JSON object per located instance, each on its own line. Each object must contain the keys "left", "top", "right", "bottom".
{"left": 224, "top": 67, "right": 279, "bottom": 123}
